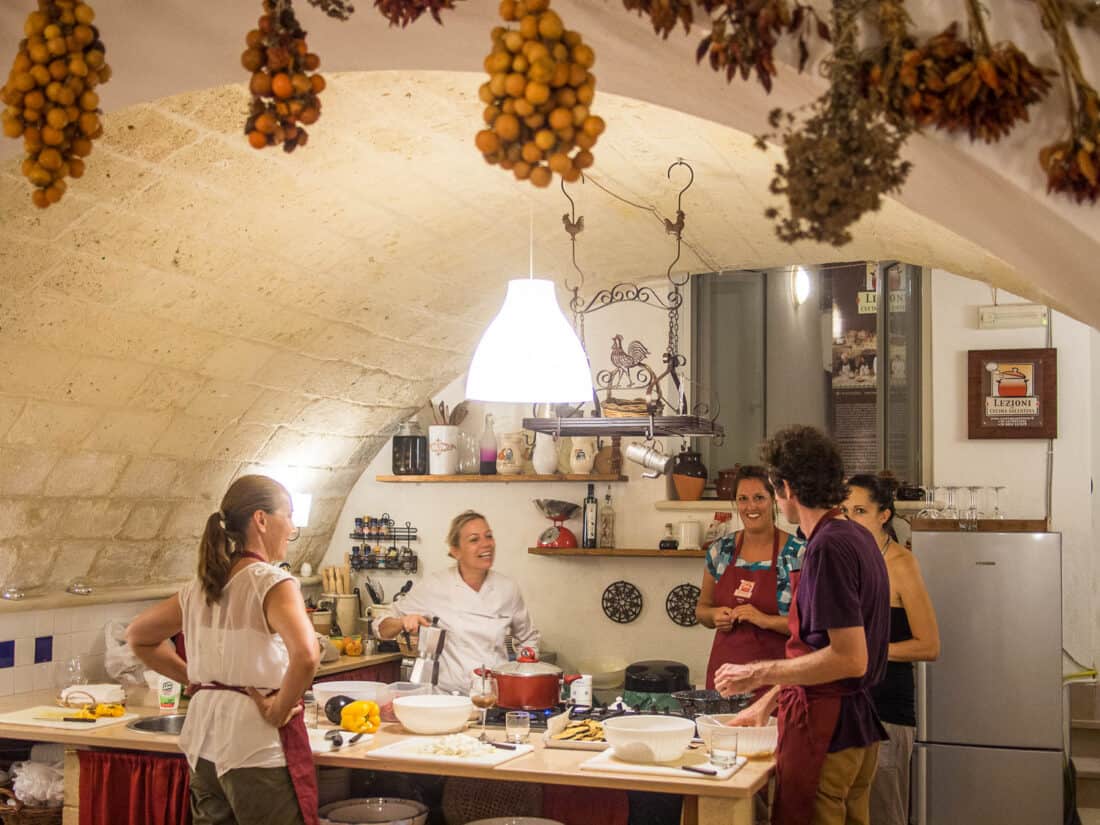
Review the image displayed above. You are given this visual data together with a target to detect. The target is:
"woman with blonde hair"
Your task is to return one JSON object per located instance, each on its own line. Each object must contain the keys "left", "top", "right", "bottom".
{"left": 127, "top": 475, "right": 320, "bottom": 825}
{"left": 376, "top": 509, "right": 540, "bottom": 694}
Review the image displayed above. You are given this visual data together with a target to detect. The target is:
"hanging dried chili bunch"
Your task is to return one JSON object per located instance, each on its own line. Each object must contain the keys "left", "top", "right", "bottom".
{"left": 621, "top": 0, "right": 829, "bottom": 93}
{"left": 861, "top": 1, "right": 1053, "bottom": 142}
{"left": 1037, "top": 0, "right": 1100, "bottom": 203}
{"left": 306, "top": 0, "right": 355, "bottom": 20}
{"left": 242, "top": 0, "right": 325, "bottom": 153}
{"left": 374, "top": 0, "right": 462, "bottom": 26}
{"left": 764, "top": 0, "right": 912, "bottom": 245}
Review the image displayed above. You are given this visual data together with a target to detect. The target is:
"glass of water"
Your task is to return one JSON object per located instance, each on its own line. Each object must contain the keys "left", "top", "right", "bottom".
{"left": 707, "top": 728, "right": 739, "bottom": 769}
{"left": 505, "top": 711, "right": 530, "bottom": 744}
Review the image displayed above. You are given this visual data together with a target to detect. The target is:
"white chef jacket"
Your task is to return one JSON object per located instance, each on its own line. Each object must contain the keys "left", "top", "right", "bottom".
{"left": 389, "top": 566, "right": 540, "bottom": 694}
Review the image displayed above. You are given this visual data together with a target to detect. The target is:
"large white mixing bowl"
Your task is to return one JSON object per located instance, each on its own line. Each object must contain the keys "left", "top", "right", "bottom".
{"left": 602, "top": 714, "right": 695, "bottom": 763}
{"left": 392, "top": 694, "right": 473, "bottom": 735}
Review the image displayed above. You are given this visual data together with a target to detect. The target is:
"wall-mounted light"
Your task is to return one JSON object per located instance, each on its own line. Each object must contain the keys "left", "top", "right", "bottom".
{"left": 291, "top": 492, "right": 312, "bottom": 528}
{"left": 791, "top": 266, "right": 812, "bottom": 307}
{"left": 466, "top": 278, "right": 592, "bottom": 403}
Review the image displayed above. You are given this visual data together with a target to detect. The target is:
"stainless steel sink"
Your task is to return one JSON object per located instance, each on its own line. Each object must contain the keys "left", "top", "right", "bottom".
{"left": 127, "top": 714, "right": 187, "bottom": 735}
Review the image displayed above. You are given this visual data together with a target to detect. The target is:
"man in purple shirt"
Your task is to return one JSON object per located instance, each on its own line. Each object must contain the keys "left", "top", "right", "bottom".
{"left": 715, "top": 425, "right": 889, "bottom": 825}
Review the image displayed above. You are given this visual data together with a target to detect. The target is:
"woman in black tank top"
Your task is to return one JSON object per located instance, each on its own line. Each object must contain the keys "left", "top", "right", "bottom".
{"left": 844, "top": 475, "right": 941, "bottom": 825}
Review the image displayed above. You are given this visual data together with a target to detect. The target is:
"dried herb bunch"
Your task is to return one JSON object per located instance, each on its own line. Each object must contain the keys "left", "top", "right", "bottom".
{"left": 242, "top": 0, "right": 325, "bottom": 153}
{"left": 374, "top": 0, "right": 462, "bottom": 26}
{"left": 862, "top": 1, "right": 1053, "bottom": 143}
{"left": 306, "top": 0, "right": 355, "bottom": 20}
{"left": 764, "top": 0, "right": 912, "bottom": 245}
{"left": 621, "top": 0, "right": 830, "bottom": 93}
{"left": 1037, "top": 0, "right": 1100, "bottom": 202}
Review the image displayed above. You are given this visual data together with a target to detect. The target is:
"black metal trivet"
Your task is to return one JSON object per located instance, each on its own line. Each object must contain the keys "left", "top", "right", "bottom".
{"left": 665, "top": 583, "right": 701, "bottom": 627}
{"left": 602, "top": 580, "right": 643, "bottom": 623}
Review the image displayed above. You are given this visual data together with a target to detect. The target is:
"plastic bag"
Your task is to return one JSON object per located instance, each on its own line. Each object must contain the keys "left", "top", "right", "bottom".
{"left": 103, "top": 618, "right": 145, "bottom": 686}
{"left": 11, "top": 760, "right": 64, "bottom": 807}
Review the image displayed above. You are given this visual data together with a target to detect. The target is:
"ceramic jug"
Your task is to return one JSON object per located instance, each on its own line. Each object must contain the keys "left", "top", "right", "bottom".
{"left": 532, "top": 432, "right": 559, "bottom": 475}
{"left": 497, "top": 432, "right": 526, "bottom": 475}
{"left": 670, "top": 447, "right": 707, "bottom": 501}
{"left": 570, "top": 437, "right": 597, "bottom": 474}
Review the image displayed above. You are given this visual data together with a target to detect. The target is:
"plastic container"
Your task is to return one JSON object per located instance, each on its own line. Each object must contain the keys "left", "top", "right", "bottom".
{"left": 380, "top": 682, "right": 431, "bottom": 722}
{"left": 312, "top": 680, "right": 393, "bottom": 712}
{"left": 696, "top": 714, "right": 778, "bottom": 759}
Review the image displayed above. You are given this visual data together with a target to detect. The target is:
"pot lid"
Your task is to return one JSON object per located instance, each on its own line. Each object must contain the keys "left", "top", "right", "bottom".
{"left": 493, "top": 647, "right": 562, "bottom": 677}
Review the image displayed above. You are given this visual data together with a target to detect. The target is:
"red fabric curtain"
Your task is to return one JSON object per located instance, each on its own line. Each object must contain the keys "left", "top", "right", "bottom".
{"left": 79, "top": 750, "right": 191, "bottom": 825}
{"left": 541, "top": 785, "right": 630, "bottom": 825}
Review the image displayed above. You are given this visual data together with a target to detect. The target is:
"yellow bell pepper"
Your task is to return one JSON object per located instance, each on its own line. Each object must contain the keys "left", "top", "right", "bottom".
{"left": 93, "top": 703, "right": 126, "bottom": 718}
{"left": 339, "top": 700, "right": 381, "bottom": 734}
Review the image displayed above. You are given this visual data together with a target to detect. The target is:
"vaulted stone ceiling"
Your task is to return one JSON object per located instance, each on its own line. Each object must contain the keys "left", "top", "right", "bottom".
{"left": 0, "top": 0, "right": 1097, "bottom": 596}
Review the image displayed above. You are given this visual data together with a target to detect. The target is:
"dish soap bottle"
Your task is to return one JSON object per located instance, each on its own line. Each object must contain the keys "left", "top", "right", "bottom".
{"left": 479, "top": 413, "right": 497, "bottom": 475}
{"left": 598, "top": 486, "right": 616, "bottom": 549}
{"left": 582, "top": 483, "right": 598, "bottom": 548}
{"left": 659, "top": 523, "right": 679, "bottom": 551}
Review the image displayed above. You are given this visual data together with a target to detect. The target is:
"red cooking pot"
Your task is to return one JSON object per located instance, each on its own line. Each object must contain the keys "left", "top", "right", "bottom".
{"left": 478, "top": 648, "right": 580, "bottom": 710}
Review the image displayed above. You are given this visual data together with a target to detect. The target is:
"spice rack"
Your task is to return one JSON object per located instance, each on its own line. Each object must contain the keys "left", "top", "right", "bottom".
{"left": 348, "top": 513, "right": 419, "bottom": 573}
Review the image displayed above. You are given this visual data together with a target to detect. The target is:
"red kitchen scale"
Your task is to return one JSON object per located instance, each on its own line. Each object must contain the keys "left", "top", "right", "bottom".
{"left": 534, "top": 499, "right": 581, "bottom": 548}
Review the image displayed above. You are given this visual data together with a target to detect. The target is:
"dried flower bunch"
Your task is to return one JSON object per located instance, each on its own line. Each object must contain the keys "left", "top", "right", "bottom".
{"left": 475, "top": 0, "right": 604, "bottom": 187}
{"left": 373, "top": 0, "right": 462, "bottom": 27}
{"left": 1, "top": 0, "right": 111, "bottom": 208}
{"left": 306, "top": 0, "right": 355, "bottom": 21}
{"left": 242, "top": 0, "right": 325, "bottom": 153}
{"left": 862, "top": 0, "right": 1052, "bottom": 143}
{"left": 1037, "top": 0, "right": 1100, "bottom": 202}
{"left": 622, "top": 0, "right": 830, "bottom": 93}
{"left": 764, "top": 0, "right": 912, "bottom": 245}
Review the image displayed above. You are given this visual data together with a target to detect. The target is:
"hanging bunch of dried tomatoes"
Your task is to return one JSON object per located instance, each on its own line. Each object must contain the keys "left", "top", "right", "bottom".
{"left": 0, "top": 0, "right": 111, "bottom": 208}
{"left": 1036, "top": 0, "right": 1099, "bottom": 202}
{"left": 475, "top": 0, "right": 604, "bottom": 187}
{"left": 242, "top": 0, "right": 325, "bottom": 153}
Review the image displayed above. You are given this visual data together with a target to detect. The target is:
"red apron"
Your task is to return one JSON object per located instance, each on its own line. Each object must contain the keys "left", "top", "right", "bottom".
{"left": 771, "top": 509, "right": 860, "bottom": 825}
{"left": 187, "top": 551, "right": 320, "bottom": 825}
{"left": 705, "top": 529, "right": 788, "bottom": 700}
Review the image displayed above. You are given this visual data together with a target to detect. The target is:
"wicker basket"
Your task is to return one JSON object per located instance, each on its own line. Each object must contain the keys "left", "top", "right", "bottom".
{"left": 0, "top": 790, "right": 62, "bottom": 825}
{"left": 601, "top": 397, "right": 651, "bottom": 418}
{"left": 441, "top": 778, "right": 542, "bottom": 825}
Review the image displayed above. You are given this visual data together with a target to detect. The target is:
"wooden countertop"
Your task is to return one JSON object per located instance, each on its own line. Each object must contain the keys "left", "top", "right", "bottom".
{"left": 0, "top": 692, "right": 771, "bottom": 799}
{"left": 315, "top": 651, "right": 403, "bottom": 677}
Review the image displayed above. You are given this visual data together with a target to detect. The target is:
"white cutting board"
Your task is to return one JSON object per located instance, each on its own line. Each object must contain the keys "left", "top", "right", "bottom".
{"left": 0, "top": 706, "right": 141, "bottom": 731}
{"left": 365, "top": 737, "right": 533, "bottom": 767}
{"left": 580, "top": 748, "right": 747, "bottom": 780}
{"left": 308, "top": 728, "right": 373, "bottom": 754}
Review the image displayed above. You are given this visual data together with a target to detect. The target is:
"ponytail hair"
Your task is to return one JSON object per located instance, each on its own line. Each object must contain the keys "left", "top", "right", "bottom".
{"left": 198, "top": 474, "right": 289, "bottom": 605}
{"left": 846, "top": 472, "right": 899, "bottom": 541}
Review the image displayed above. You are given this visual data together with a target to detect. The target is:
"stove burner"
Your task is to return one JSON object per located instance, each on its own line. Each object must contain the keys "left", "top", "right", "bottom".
{"left": 482, "top": 705, "right": 563, "bottom": 729}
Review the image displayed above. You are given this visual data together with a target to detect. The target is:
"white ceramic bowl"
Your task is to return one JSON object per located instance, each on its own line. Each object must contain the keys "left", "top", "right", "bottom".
{"left": 696, "top": 714, "right": 778, "bottom": 758}
{"left": 392, "top": 694, "right": 474, "bottom": 735}
{"left": 601, "top": 714, "right": 696, "bottom": 763}
{"left": 312, "top": 681, "right": 393, "bottom": 711}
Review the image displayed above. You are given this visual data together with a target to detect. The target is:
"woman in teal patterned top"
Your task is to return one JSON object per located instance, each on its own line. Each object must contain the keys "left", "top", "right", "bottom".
{"left": 696, "top": 465, "right": 805, "bottom": 694}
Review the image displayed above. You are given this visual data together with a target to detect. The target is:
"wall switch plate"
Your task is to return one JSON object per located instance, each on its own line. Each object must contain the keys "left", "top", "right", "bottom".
{"left": 978, "top": 304, "right": 1048, "bottom": 329}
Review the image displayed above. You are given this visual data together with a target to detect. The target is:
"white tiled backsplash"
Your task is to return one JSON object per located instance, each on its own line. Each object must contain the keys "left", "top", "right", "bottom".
{"left": 0, "top": 600, "right": 160, "bottom": 697}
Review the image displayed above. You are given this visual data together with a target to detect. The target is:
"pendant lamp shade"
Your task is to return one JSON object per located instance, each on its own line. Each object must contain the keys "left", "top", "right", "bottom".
{"left": 466, "top": 278, "right": 592, "bottom": 403}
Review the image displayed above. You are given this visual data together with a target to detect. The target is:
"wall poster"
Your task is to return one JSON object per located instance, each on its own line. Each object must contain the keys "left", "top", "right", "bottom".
{"left": 967, "top": 348, "right": 1057, "bottom": 439}
{"left": 827, "top": 263, "right": 879, "bottom": 475}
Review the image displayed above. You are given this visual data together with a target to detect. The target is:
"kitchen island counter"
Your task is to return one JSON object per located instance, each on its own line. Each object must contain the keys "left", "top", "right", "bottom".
{"left": 0, "top": 692, "right": 770, "bottom": 825}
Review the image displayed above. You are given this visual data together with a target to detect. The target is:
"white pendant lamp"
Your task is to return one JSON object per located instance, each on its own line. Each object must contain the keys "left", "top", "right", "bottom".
{"left": 466, "top": 278, "right": 593, "bottom": 403}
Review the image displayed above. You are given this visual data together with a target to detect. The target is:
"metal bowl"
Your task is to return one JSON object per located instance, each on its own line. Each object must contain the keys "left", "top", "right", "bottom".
{"left": 533, "top": 499, "right": 581, "bottom": 521}
{"left": 671, "top": 689, "right": 753, "bottom": 718}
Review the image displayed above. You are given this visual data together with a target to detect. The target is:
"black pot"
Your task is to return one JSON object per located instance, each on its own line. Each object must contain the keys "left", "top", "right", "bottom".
{"left": 624, "top": 660, "right": 691, "bottom": 694}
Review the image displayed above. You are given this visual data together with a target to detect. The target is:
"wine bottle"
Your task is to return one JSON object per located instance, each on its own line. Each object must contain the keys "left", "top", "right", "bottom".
{"left": 582, "top": 483, "right": 598, "bottom": 549}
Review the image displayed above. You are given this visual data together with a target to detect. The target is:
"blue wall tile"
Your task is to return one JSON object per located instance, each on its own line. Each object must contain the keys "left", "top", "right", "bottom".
{"left": 34, "top": 636, "right": 53, "bottom": 664}
{"left": 0, "top": 640, "right": 13, "bottom": 669}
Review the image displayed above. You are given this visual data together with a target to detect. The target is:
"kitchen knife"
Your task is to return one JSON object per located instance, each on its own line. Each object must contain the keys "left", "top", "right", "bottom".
{"left": 681, "top": 764, "right": 718, "bottom": 776}
{"left": 488, "top": 741, "right": 517, "bottom": 750}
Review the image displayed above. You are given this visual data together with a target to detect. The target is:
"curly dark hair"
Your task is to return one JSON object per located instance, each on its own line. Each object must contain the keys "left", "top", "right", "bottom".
{"left": 760, "top": 425, "right": 848, "bottom": 509}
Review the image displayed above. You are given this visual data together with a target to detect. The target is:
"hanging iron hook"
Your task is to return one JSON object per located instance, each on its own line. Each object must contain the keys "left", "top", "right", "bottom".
{"left": 561, "top": 176, "right": 586, "bottom": 292}
{"left": 667, "top": 158, "right": 694, "bottom": 215}
{"left": 663, "top": 160, "right": 693, "bottom": 288}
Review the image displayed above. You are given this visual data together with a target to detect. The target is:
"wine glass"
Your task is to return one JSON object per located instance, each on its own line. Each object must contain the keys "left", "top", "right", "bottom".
{"left": 940, "top": 486, "right": 960, "bottom": 521}
{"left": 916, "top": 486, "right": 939, "bottom": 520}
{"left": 965, "top": 486, "right": 982, "bottom": 530}
{"left": 992, "top": 486, "right": 1007, "bottom": 519}
{"left": 470, "top": 672, "right": 498, "bottom": 743}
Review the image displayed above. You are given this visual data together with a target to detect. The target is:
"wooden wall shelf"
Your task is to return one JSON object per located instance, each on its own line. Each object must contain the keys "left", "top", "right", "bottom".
{"left": 654, "top": 500, "right": 734, "bottom": 512}
{"left": 527, "top": 547, "right": 706, "bottom": 558}
{"left": 377, "top": 474, "right": 628, "bottom": 483}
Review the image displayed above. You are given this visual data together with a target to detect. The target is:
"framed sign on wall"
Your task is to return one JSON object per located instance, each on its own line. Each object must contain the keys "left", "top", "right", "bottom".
{"left": 967, "top": 348, "right": 1057, "bottom": 439}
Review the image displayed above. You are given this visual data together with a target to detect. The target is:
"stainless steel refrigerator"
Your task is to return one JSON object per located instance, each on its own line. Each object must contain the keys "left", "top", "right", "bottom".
{"left": 913, "top": 530, "right": 1063, "bottom": 825}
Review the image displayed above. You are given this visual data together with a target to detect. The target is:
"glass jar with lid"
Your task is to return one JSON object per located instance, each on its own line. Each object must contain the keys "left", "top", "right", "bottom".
{"left": 392, "top": 421, "right": 428, "bottom": 475}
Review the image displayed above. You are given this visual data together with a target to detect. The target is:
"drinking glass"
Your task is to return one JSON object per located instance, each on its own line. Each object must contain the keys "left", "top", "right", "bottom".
{"left": 940, "top": 486, "right": 959, "bottom": 521}
{"left": 992, "top": 486, "right": 1007, "bottom": 519}
{"left": 470, "top": 673, "right": 498, "bottom": 743}
{"left": 916, "top": 486, "right": 939, "bottom": 520}
{"left": 707, "top": 728, "right": 739, "bottom": 769}
{"left": 57, "top": 656, "right": 88, "bottom": 689}
{"left": 505, "top": 711, "right": 531, "bottom": 744}
{"left": 963, "top": 486, "right": 981, "bottom": 530}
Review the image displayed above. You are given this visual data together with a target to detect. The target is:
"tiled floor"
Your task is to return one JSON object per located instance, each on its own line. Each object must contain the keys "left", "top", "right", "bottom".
{"left": 1080, "top": 807, "right": 1100, "bottom": 825}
